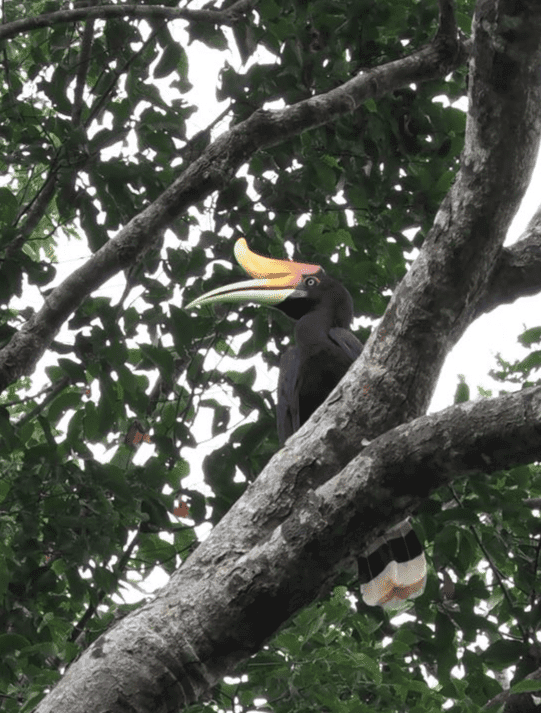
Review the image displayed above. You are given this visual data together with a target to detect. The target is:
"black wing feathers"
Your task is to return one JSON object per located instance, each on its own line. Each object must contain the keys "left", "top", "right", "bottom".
{"left": 277, "top": 329, "right": 363, "bottom": 446}
{"left": 277, "top": 347, "right": 301, "bottom": 446}
{"left": 328, "top": 327, "right": 363, "bottom": 361}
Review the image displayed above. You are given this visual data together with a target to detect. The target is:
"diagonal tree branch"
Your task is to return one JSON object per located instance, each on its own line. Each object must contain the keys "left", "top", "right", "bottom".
{"left": 35, "top": 383, "right": 541, "bottom": 713}
{"left": 6, "top": 170, "right": 58, "bottom": 258}
{"left": 473, "top": 203, "right": 541, "bottom": 318}
{"left": 71, "top": 16, "right": 95, "bottom": 127}
{"left": 0, "top": 30, "right": 468, "bottom": 394}
{"left": 31, "top": 1, "right": 541, "bottom": 709}
{"left": 0, "top": 0, "right": 258, "bottom": 42}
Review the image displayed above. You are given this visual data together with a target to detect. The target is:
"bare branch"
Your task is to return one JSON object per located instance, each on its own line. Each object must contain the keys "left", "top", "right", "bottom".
{"left": 13, "top": 376, "right": 70, "bottom": 432}
{"left": 473, "top": 204, "right": 541, "bottom": 318}
{"left": 71, "top": 18, "right": 95, "bottom": 127}
{"left": 85, "top": 23, "right": 164, "bottom": 128}
{"left": 449, "top": 485, "right": 527, "bottom": 641}
{"left": 34, "top": 384, "right": 541, "bottom": 712}
{"left": 5, "top": 172, "right": 57, "bottom": 259}
{"left": 0, "top": 31, "right": 468, "bottom": 393}
{"left": 0, "top": 0, "right": 257, "bottom": 43}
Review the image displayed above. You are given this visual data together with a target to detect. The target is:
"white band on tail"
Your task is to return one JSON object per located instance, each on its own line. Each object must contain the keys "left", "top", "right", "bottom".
{"left": 358, "top": 519, "right": 427, "bottom": 609}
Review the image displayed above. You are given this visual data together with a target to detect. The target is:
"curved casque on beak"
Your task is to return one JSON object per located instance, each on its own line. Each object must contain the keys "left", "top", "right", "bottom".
{"left": 185, "top": 238, "right": 322, "bottom": 309}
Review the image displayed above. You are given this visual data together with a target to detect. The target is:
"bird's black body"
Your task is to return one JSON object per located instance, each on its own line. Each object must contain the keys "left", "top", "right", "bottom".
{"left": 186, "top": 239, "right": 427, "bottom": 608}
{"left": 273, "top": 270, "right": 425, "bottom": 609}
{"left": 275, "top": 272, "right": 363, "bottom": 444}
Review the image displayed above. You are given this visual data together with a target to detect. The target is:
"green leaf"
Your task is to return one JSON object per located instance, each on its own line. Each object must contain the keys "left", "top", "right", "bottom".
{"left": 153, "top": 43, "right": 188, "bottom": 80}
{"left": 484, "top": 640, "right": 524, "bottom": 667}
{"left": 454, "top": 375, "right": 470, "bottom": 403}
{"left": 83, "top": 402, "right": 101, "bottom": 442}
{"left": 169, "top": 304, "right": 194, "bottom": 351}
{"left": 365, "top": 98, "right": 378, "bottom": 113}
{"left": 58, "top": 358, "right": 87, "bottom": 382}
{"left": 510, "top": 678, "right": 541, "bottom": 693}
{"left": 0, "top": 187, "right": 18, "bottom": 225}
{"left": 0, "top": 478, "right": 10, "bottom": 504}
{"left": 47, "top": 390, "right": 84, "bottom": 425}
{"left": 0, "top": 633, "right": 30, "bottom": 654}
{"left": 139, "top": 344, "right": 175, "bottom": 381}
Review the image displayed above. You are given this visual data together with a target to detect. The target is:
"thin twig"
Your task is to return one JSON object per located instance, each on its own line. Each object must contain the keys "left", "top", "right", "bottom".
{"left": 14, "top": 376, "right": 70, "bottom": 431}
{"left": 0, "top": 0, "right": 258, "bottom": 43}
{"left": 449, "top": 485, "right": 528, "bottom": 642}
{"left": 72, "top": 17, "right": 95, "bottom": 126}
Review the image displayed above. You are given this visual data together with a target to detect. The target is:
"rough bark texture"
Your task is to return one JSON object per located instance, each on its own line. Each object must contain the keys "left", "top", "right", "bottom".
{"left": 0, "top": 29, "right": 466, "bottom": 394}
{"left": 0, "top": 0, "right": 257, "bottom": 42}
{"left": 28, "top": 0, "right": 541, "bottom": 710}
{"left": 37, "top": 386, "right": 541, "bottom": 713}
{"left": 474, "top": 204, "right": 541, "bottom": 317}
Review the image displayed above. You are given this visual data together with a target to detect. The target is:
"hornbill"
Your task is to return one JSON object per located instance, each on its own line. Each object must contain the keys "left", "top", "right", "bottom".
{"left": 186, "top": 239, "right": 427, "bottom": 609}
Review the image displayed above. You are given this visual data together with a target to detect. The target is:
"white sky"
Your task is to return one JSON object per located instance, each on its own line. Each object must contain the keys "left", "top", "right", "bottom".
{"left": 431, "top": 146, "right": 541, "bottom": 413}
{"left": 6, "top": 17, "right": 541, "bottom": 599}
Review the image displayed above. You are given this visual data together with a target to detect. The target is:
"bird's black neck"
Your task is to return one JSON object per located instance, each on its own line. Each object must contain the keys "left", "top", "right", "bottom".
{"left": 274, "top": 274, "right": 358, "bottom": 436}
{"left": 277, "top": 275, "right": 354, "bottom": 335}
{"left": 294, "top": 308, "right": 335, "bottom": 347}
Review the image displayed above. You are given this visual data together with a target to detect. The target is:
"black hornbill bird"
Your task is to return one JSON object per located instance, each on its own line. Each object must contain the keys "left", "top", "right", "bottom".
{"left": 186, "top": 239, "right": 426, "bottom": 609}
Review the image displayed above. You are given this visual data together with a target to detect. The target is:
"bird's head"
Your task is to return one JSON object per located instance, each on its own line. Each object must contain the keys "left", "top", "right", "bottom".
{"left": 185, "top": 238, "right": 353, "bottom": 327}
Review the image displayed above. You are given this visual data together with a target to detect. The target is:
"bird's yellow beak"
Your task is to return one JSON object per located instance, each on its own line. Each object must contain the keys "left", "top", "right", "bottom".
{"left": 185, "top": 238, "right": 322, "bottom": 309}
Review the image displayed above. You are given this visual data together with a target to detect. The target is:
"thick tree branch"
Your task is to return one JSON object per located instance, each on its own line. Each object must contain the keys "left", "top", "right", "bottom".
{"left": 31, "top": 1, "right": 541, "bottom": 709}
{"left": 35, "top": 384, "right": 541, "bottom": 713}
{"left": 0, "top": 0, "right": 257, "bottom": 42}
{"left": 473, "top": 204, "right": 541, "bottom": 318}
{"left": 0, "top": 30, "right": 467, "bottom": 393}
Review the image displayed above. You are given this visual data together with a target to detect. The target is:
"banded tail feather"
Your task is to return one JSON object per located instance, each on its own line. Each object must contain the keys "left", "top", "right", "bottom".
{"left": 357, "top": 520, "right": 426, "bottom": 609}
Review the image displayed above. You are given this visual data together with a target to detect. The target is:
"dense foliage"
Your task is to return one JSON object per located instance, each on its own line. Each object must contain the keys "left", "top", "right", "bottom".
{"left": 1, "top": 0, "right": 541, "bottom": 711}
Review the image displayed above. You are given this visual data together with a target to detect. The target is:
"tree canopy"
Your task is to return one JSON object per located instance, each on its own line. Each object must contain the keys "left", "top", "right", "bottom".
{"left": 1, "top": 1, "right": 541, "bottom": 712}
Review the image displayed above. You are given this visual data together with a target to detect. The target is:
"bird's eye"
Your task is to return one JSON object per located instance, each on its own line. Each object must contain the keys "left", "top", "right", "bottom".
{"left": 304, "top": 276, "right": 319, "bottom": 287}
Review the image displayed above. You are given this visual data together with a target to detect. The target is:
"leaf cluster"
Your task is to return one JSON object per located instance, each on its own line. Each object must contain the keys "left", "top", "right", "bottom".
{"left": 11, "top": 0, "right": 541, "bottom": 711}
